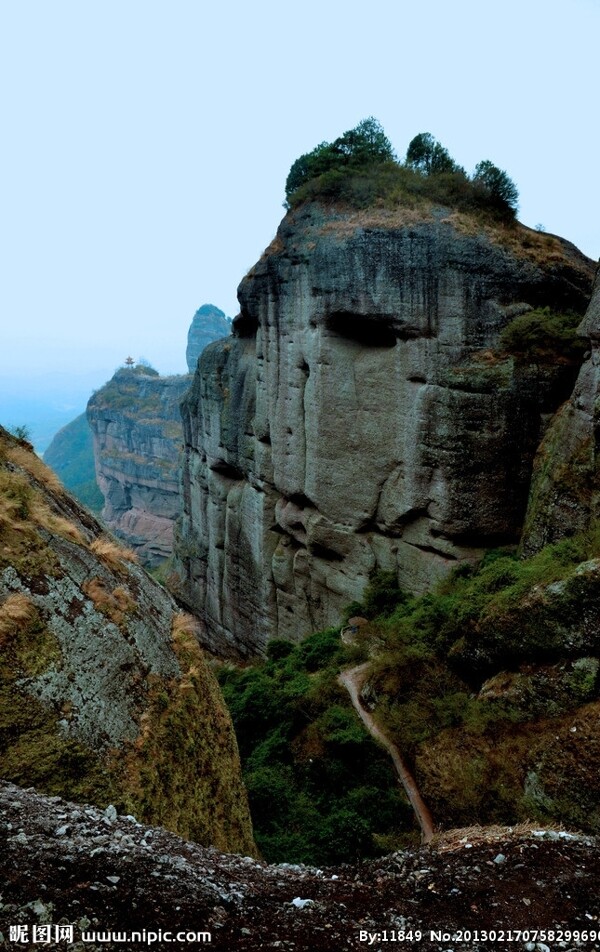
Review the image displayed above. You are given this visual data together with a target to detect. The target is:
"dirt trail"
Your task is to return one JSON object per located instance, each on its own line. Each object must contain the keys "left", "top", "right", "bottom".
{"left": 338, "top": 662, "right": 435, "bottom": 844}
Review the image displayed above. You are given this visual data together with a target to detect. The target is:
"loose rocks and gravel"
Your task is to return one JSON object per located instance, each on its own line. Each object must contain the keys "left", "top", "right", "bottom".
{"left": 1, "top": 783, "right": 598, "bottom": 951}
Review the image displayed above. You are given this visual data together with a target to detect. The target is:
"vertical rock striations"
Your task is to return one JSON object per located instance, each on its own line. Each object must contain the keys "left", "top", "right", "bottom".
{"left": 175, "top": 203, "right": 594, "bottom": 657}
{"left": 521, "top": 265, "right": 600, "bottom": 553}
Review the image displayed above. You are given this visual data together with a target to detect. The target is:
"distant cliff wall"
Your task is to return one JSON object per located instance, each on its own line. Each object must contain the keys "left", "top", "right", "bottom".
{"left": 87, "top": 368, "right": 191, "bottom": 567}
{"left": 174, "top": 203, "right": 594, "bottom": 657}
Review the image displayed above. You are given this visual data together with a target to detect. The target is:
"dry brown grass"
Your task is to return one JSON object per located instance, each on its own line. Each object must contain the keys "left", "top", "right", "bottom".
{"left": 0, "top": 593, "right": 37, "bottom": 645}
{"left": 431, "top": 820, "right": 570, "bottom": 853}
{"left": 5, "top": 443, "right": 64, "bottom": 495}
{"left": 46, "top": 515, "right": 85, "bottom": 545}
{"left": 89, "top": 537, "right": 138, "bottom": 570}
{"left": 83, "top": 577, "right": 136, "bottom": 626}
{"left": 319, "top": 203, "right": 434, "bottom": 236}
{"left": 171, "top": 612, "right": 199, "bottom": 641}
{"left": 0, "top": 469, "right": 32, "bottom": 527}
{"left": 0, "top": 455, "right": 84, "bottom": 546}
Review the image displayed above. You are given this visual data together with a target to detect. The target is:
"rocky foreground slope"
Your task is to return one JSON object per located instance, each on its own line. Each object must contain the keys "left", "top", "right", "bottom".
{"left": 175, "top": 201, "right": 594, "bottom": 656}
{"left": 0, "top": 427, "right": 254, "bottom": 854}
{"left": 1, "top": 782, "right": 598, "bottom": 952}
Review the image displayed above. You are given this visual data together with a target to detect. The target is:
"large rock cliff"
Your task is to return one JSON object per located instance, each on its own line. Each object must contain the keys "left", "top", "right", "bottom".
{"left": 87, "top": 367, "right": 191, "bottom": 567}
{"left": 175, "top": 202, "right": 594, "bottom": 657}
{"left": 521, "top": 266, "right": 600, "bottom": 553}
{"left": 186, "top": 303, "right": 231, "bottom": 372}
{"left": 0, "top": 426, "right": 255, "bottom": 854}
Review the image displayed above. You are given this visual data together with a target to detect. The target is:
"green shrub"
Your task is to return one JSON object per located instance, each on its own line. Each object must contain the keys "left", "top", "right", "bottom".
{"left": 285, "top": 117, "right": 395, "bottom": 200}
{"left": 362, "top": 570, "right": 406, "bottom": 618}
{"left": 499, "top": 307, "right": 585, "bottom": 364}
{"left": 296, "top": 627, "right": 342, "bottom": 671}
{"left": 286, "top": 124, "right": 520, "bottom": 222}
{"left": 266, "top": 639, "right": 294, "bottom": 662}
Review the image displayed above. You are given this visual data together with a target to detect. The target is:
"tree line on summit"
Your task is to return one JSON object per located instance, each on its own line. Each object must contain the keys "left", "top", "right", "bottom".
{"left": 285, "top": 118, "right": 519, "bottom": 217}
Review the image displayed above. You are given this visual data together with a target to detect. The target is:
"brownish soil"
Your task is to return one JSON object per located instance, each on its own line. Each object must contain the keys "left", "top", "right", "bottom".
{"left": 339, "top": 663, "right": 435, "bottom": 843}
{"left": 1, "top": 783, "right": 599, "bottom": 951}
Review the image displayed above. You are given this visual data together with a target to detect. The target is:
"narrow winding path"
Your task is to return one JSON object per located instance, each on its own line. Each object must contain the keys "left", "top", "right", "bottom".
{"left": 338, "top": 662, "right": 435, "bottom": 844}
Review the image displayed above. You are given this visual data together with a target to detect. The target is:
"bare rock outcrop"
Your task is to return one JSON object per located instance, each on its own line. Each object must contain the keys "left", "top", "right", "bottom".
{"left": 175, "top": 202, "right": 594, "bottom": 657}
{"left": 87, "top": 367, "right": 191, "bottom": 567}
{"left": 521, "top": 265, "right": 600, "bottom": 554}
{"left": 186, "top": 303, "right": 231, "bottom": 372}
{"left": 0, "top": 427, "right": 254, "bottom": 854}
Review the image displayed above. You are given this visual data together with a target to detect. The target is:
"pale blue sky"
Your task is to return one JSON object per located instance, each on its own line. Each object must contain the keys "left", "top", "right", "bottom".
{"left": 1, "top": 0, "right": 599, "bottom": 390}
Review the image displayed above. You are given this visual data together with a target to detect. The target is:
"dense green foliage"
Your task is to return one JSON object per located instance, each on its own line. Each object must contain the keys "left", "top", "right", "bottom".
{"left": 406, "top": 132, "right": 464, "bottom": 176}
{"left": 286, "top": 121, "right": 519, "bottom": 220}
{"left": 217, "top": 628, "right": 414, "bottom": 864}
{"left": 499, "top": 307, "right": 585, "bottom": 364}
{"left": 285, "top": 118, "right": 395, "bottom": 200}
{"left": 473, "top": 159, "right": 519, "bottom": 214}
{"left": 362, "top": 534, "right": 600, "bottom": 830}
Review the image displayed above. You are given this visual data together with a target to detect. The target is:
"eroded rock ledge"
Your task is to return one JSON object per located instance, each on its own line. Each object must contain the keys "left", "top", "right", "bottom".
{"left": 175, "top": 203, "right": 594, "bottom": 656}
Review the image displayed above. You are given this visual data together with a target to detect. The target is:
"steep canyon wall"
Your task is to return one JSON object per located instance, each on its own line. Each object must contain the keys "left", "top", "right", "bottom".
{"left": 175, "top": 203, "right": 594, "bottom": 657}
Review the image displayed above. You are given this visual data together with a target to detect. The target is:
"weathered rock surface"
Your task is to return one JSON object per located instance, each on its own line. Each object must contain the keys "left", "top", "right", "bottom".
{"left": 175, "top": 202, "right": 594, "bottom": 656}
{"left": 87, "top": 368, "right": 191, "bottom": 567}
{"left": 1, "top": 782, "right": 598, "bottom": 951}
{"left": 186, "top": 303, "right": 232, "bottom": 373}
{"left": 521, "top": 265, "right": 600, "bottom": 554}
{"left": 0, "top": 428, "right": 254, "bottom": 854}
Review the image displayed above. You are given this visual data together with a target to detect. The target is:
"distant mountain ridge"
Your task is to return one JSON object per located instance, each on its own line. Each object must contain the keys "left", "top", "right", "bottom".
{"left": 44, "top": 304, "right": 230, "bottom": 566}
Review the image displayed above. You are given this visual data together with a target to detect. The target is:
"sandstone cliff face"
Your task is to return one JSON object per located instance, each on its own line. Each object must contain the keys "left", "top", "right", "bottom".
{"left": 87, "top": 368, "right": 191, "bottom": 567}
{"left": 521, "top": 266, "right": 600, "bottom": 554}
{"left": 186, "top": 303, "right": 231, "bottom": 372}
{"left": 0, "top": 427, "right": 254, "bottom": 854}
{"left": 175, "top": 203, "right": 594, "bottom": 657}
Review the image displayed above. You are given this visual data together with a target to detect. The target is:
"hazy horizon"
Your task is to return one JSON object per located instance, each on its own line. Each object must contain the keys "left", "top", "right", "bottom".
{"left": 1, "top": 0, "right": 599, "bottom": 444}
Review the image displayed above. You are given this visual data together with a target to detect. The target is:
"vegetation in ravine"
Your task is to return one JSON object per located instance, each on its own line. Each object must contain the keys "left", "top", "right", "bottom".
{"left": 285, "top": 119, "right": 520, "bottom": 221}
{"left": 219, "top": 529, "right": 600, "bottom": 859}
{"left": 216, "top": 627, "right": 415, "bottom": 865}
{"left": 351, "top": 536, "right": 600, "bottom": 834}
